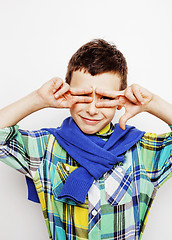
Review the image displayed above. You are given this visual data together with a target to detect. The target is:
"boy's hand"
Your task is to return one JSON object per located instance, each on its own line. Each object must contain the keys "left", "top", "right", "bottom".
{"left": 96, "top": 84, "right": 153, "bottom": 130}
{"left": 37, "top": 77, "right": 93, "bottom": 108}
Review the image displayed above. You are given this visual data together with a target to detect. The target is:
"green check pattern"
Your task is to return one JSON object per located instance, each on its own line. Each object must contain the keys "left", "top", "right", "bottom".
{"left": 0, "top": 125, "right": 172, "bottom": 240}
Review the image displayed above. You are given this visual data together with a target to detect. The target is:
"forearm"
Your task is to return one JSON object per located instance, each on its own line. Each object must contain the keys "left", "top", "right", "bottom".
{"left": 146, "top": 94, "right": 172, "bottom": 125}
{"left": 0, "top": 91, "right": 44, "bottom": 129}
{"left": 0, "top": 76, "right": 94, "bottom": 129}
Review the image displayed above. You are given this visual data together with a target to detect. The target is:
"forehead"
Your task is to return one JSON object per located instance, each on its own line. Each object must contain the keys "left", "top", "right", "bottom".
{"left": 70, "top": 69, "right": 121, "bottom": 91}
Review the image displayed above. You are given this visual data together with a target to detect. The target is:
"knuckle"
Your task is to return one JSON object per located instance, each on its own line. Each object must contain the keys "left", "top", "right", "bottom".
{"left": 50, "top": 78, "right": 57, "bottom": 85}
{"left": 64, "top": 83, "right": 69, "bottom": 90}
{"left": 59, "top": 79, "right": 64, "bottom": 86}
{"left": 125, "top": 91, "right": 131, "bottom": 98}
{"left": 56, "top": 77, "right": 63, "bottom": 85}
{"left": 69, "top": 87, "right": 75, "bottom": 94}
{"left": 52, "top": 77, "right": 62, "bottom": 83}
{"left": 132, "top": 83, "right": 140, "bottom": 89}
{"left": 130, "top": 83, "right": 136, "bottom": 87}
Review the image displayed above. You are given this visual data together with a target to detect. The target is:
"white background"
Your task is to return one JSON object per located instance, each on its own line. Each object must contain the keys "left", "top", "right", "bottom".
{"left": 0, "top": 0, "right": 172, "bottom": 239}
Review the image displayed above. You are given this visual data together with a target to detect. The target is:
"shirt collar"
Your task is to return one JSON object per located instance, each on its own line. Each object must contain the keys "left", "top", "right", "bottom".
{"left": 96, "top": 122, "right": 114, "bottom": 137}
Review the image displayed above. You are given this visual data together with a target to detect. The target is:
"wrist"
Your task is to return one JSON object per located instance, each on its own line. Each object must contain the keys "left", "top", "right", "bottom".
{"left": 144, "top": 94, "right": 172, "bottom": 125}
{"left": 24, "top": 91, "right": 47, "bottom": 114}
{"left": 144, "top": 93, "right": 158, "bottom": 114}
{"left": 34, "top": 90, "right": 49, "bottom": 109}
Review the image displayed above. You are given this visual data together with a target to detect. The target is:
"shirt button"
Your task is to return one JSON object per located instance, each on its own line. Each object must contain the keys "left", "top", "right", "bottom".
{"left": 66, "top": 166, "right": 70, "bottom": 171}
{"left": 117, "top": 167, "right": 123, "bottom": 173}
{"left": 92, "top": 209, "right": 97, "bottom": 216}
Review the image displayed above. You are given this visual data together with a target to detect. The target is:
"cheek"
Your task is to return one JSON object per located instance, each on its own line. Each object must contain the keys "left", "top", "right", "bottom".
{"left": 70, "top": 103, "right": 86, "bottom": 115}
{"left": 101, "top": 108, "right": 117, "bottom": 119}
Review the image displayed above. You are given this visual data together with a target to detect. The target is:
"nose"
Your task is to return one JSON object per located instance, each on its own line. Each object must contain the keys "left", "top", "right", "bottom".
{"left": 86, "top": 98, "right": 98, "bottom": 116}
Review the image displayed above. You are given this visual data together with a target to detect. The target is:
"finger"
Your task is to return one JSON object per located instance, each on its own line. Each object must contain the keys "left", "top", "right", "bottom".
{"left": 132, "top": 85, "right": 145, "bottom": 104}
{"left": 119, "top": 111, "right": 133, "bottom": 130}
{"left": 96, "top": 99, "right": 120, "bottom": 108}
{"left": 70, "top": 87, "right": 93, "bottom": 96}
{"left": 95, "top": 88, "right": 125, "bottom": 98}
{"left": 125, "top": 85, "right": 146, "bottom": 105}
{"left": 124, "top": 87, "right": 139, "bottom": 104}
{"left": 54, "top": 83, "right": 70, "bottom": 99}
{"left": 64, "top": 93, "right": 77, "bottom": 107}
{"left": 72, "top": 96, "right": 93, "bottom": 103}
{"left": 51, "top": 78, "right": 64, "bottom": 93}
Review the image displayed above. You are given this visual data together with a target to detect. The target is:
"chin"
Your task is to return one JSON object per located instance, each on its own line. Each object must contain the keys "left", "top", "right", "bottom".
{"left": 77, "top": 122, "right": 101, "bottom": 134}
{"left": 79, "top": 126, "right": 98, "bottom": 135}
{"left": 79, "top": 123, "right": 108, "bottom": 135}
{"left": 72, "top": 116, "right": 108, "bottom": 135}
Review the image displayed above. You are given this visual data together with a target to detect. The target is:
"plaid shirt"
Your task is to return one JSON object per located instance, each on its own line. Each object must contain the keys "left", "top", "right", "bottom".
{"left": 0, "top": 124, "right": 172, "bottom": 240}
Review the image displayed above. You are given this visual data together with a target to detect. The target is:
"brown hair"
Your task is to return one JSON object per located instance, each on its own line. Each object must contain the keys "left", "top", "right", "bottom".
{"left": 65, "top": 39, "right": 128, "bottom": 90}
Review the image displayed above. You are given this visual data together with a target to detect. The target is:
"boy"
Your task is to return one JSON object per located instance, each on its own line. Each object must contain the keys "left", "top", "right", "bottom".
{"left": 0, "top": 39, "right": 172, "bottom": 240}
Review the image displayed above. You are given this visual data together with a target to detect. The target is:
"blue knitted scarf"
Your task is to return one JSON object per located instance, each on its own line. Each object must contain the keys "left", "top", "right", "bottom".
{"left": 40, "top": 117, "right": 145, "bottom": 204}
{"left": 25, "top": 117, "right": 145, "bottom": 204}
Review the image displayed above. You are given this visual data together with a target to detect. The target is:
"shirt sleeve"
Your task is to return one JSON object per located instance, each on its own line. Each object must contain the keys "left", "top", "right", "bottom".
{"left": 139, "top": 125, "right": 172, "bottom": 188}
{"left": 0, "top": 125, "right": 50, "bottom": 179}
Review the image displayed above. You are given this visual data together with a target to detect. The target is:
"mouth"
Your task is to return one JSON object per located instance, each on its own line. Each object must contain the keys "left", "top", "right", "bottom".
{"left": 79, "top": 116, "right": 102, "bottom": 125}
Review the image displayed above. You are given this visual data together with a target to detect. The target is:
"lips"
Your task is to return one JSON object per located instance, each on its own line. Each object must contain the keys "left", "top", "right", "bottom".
{"left": 80, "top": 116, "right": 102, "bottom": 125}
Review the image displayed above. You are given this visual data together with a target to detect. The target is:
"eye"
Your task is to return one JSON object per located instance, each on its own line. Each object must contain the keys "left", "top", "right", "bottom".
{"left": 81, "top": 94, "right": 90, "bottom": 97}
{"left": 101, "top": 96, "right": 113, "bottom": 100}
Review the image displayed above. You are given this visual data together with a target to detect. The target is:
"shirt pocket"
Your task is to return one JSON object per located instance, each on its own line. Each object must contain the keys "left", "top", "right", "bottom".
{"left": 104, "top": 166, "right": 133, "bottom": 206}
{"left": 52, "top": 162, "right": 78, "bottom": 205}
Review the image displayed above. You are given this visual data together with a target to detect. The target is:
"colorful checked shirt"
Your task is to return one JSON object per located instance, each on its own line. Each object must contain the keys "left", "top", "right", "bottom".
{"left": 0, "top": 123, "right": 172, "bottom": 240}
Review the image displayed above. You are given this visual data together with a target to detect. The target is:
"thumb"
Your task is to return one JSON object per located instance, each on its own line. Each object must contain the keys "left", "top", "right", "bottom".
{"left": 119, "top": 111, "right": 133, "bottom": 130}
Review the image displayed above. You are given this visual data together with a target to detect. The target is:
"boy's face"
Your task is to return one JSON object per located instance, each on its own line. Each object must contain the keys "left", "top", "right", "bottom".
{"left": 70, "top": 69, "right": 121, "bottom": 134}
